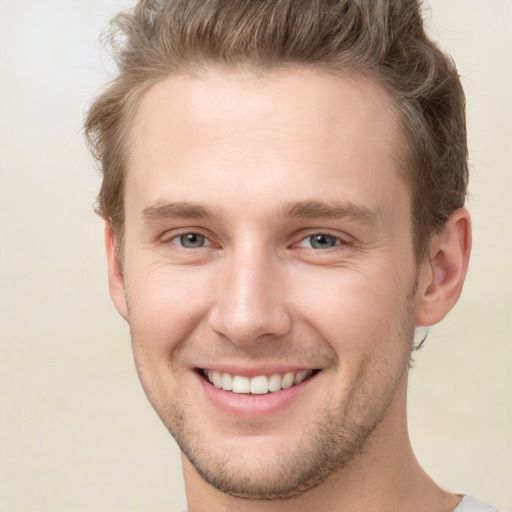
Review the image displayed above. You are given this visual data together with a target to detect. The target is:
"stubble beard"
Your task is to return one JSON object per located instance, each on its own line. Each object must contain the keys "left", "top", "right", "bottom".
{"left": 168, "top": 392, "right": 396, "bottom": 500}
{"left": 137, "top": 342, "right": 414, "bottom": 499}
{"left": 130, "top": 281, "right": 418, "bottom": 501}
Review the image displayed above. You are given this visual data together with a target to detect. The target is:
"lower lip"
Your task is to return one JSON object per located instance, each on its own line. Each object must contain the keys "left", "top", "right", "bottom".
{"left": 196, "top": 371, "right": 319, "bottom": 418}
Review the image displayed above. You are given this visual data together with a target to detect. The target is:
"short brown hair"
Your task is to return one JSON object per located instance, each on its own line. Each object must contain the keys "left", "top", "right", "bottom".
{"left": 85, "top": 0, "right": 468, "bottom": 262}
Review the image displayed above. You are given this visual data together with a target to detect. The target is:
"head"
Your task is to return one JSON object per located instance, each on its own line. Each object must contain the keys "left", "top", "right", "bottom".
{"left": 85, "top": 0, "right": 471, "bottom": 502}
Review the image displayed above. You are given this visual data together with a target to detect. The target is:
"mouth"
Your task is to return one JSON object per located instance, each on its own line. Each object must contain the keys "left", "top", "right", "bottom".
{"left": 199, "top": 368, "right": 320, "bottom": 395}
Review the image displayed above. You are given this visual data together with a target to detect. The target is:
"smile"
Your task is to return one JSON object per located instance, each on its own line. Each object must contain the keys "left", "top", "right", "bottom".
{"left": 202, "top": 369, "right": 317, "bottom": 395}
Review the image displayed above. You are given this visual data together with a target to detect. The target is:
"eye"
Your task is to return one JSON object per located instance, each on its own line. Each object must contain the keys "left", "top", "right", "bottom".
{"left": 298, "top": 234, "right": 341, "bottom": 249}
{"left": 172, "top": 233, "right": 208, "bottom": 248}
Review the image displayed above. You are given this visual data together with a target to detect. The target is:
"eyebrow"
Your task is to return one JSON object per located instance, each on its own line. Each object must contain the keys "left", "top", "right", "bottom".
{"left": 142, "top": 199, "right": 379, "bottom": 225}
{"left": 280, "top": 200, "right": 379, "bottom": 225}
{"left": 142, "top": 201, "right": 219, "bottom": 221}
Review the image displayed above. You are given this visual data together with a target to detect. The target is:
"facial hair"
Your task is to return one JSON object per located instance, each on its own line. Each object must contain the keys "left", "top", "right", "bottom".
{"left": 130, "top": 279, "right": 418, "bottom": 501}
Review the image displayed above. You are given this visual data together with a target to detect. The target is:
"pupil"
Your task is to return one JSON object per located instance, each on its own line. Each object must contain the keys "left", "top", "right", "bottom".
{"left": 181, "top": 233, "right": 204, "bottom": 248}
{"left": 311, "top": 234, "right": 335, "bottom": 249}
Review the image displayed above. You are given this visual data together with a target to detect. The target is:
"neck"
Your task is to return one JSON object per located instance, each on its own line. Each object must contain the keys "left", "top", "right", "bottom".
{"left": 183, "top": 374, "right": 460, "bottom": 512}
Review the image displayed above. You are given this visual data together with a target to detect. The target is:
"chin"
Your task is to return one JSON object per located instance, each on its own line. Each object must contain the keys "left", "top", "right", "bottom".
{"left": 164, "top": 396, "right": 389, "bottom": 500}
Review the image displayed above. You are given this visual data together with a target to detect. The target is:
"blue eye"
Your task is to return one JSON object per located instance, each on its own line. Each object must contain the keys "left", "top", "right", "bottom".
{"left": 175, "top": 233, "right": 207, "bottom": 248}
{"left": 299, "top": 234, "right": 340, "bottom": 249}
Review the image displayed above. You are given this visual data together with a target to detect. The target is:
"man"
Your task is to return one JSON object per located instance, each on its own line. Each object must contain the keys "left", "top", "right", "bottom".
{"left": 85, "top": 1, "right": 498, "bottom": 510}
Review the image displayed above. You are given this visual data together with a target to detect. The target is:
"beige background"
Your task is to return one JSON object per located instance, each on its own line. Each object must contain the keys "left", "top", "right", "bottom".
{"left": 0, "top": 1, "right": 511, "bottom": 510}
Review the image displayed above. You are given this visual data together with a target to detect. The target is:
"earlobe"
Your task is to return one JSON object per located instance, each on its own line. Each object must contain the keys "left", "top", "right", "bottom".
{"left": 104, "top": 222, "right": 129, "bottom": 321}
{"left": 415, "top": 208, "right": 472, "bottom": 327}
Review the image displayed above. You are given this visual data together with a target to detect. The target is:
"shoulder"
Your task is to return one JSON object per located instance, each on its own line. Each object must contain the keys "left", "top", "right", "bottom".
{"left": 453, "top": 496, "right": 501, "bottom": 512}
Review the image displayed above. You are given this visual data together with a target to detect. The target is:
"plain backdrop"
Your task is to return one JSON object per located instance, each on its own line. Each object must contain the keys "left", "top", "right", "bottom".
{"left": 0, "top": 1, "right": 511, "bottom": 511}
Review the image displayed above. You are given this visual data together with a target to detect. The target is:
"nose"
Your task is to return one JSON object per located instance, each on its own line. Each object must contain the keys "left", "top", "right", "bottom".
{"left": 207, "top": 249, "right": 292, "bottom": 345}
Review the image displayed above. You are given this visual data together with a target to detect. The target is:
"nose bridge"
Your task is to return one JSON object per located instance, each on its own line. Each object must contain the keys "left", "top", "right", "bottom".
{"left": 208, "top": 242, "right": 291, "bottom": 344}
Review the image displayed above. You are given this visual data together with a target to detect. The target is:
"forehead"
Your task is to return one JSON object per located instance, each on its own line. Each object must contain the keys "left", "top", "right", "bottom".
{"left": 125, "top": 67, "right": 408, "bottom": 223}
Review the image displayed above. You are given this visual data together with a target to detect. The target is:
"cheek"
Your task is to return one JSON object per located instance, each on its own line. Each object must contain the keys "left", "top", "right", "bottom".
{"left": 125, "top": 264, "right": 213, "bottom": 355}
{"left": 291, "top": 264, "right": 413, "bottom": 357}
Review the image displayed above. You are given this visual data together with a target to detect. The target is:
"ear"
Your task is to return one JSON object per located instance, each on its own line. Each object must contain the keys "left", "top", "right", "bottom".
{"left": 415, "top": 208, "right": 472, "bottom": 327}
{"left": 104, "top": 222, "right": 129, "bottom": 321}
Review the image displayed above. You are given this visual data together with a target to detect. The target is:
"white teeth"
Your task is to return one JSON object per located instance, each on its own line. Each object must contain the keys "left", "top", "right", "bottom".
{"left": 232, "top": 375, "right": 250, "bottom": 393}
{"left": 268, "top": 373, "right": 282, "bottom": 392}
{"left": 204, "top": 369, "right": 314, "bottom": 394}
{"left": 221, "top": 372, "right": 233, "bottom": 390}
{"left": 294, "top": 370, "right": 308, "bottom": 385}
{"left": 281, "top": 372, "right": 295, "bottom": 389}
{"left": 250, "top": 375, "right": 269, "bottom": 394}
{"left": 212, "top": 370, "right": 222, "bottom": 388}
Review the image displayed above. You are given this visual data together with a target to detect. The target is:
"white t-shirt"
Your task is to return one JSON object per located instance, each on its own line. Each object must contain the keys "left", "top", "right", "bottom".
{"left": 453, "top": 495, "right": 500, "bottom": 512}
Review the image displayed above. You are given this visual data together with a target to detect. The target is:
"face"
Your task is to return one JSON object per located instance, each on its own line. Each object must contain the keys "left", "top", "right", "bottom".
{"left": 114, "top": 68, "right": 421, "bottom": 499}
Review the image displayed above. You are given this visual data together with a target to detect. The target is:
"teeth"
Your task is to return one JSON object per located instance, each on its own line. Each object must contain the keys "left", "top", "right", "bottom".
{"left": 281, "top": 372, "right": 295, "bottom": 389}
{"left": 294, "top": 370, "right": 308, "bottom": 385}
{"left": 250, "top": 375, "right": 269, "bottom": 395}
{"left": 232, "top": 375, "right": 250, "bottom": 393}
{"left": 221, "top": 372, "right": 233, "bottom": 391}
{"left": 211, "top": 370, "right": 222, "bottom": 388}
{"left": 204, "top": 369, "right": 313, "bottom": 394}
{"left": 268, "top": 373, "right": 282, "bottom": 392}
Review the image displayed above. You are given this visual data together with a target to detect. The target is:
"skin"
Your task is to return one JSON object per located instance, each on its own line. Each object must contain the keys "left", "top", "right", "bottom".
{"left": 105, "top": 68, "right": 471, "bottom": 511}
